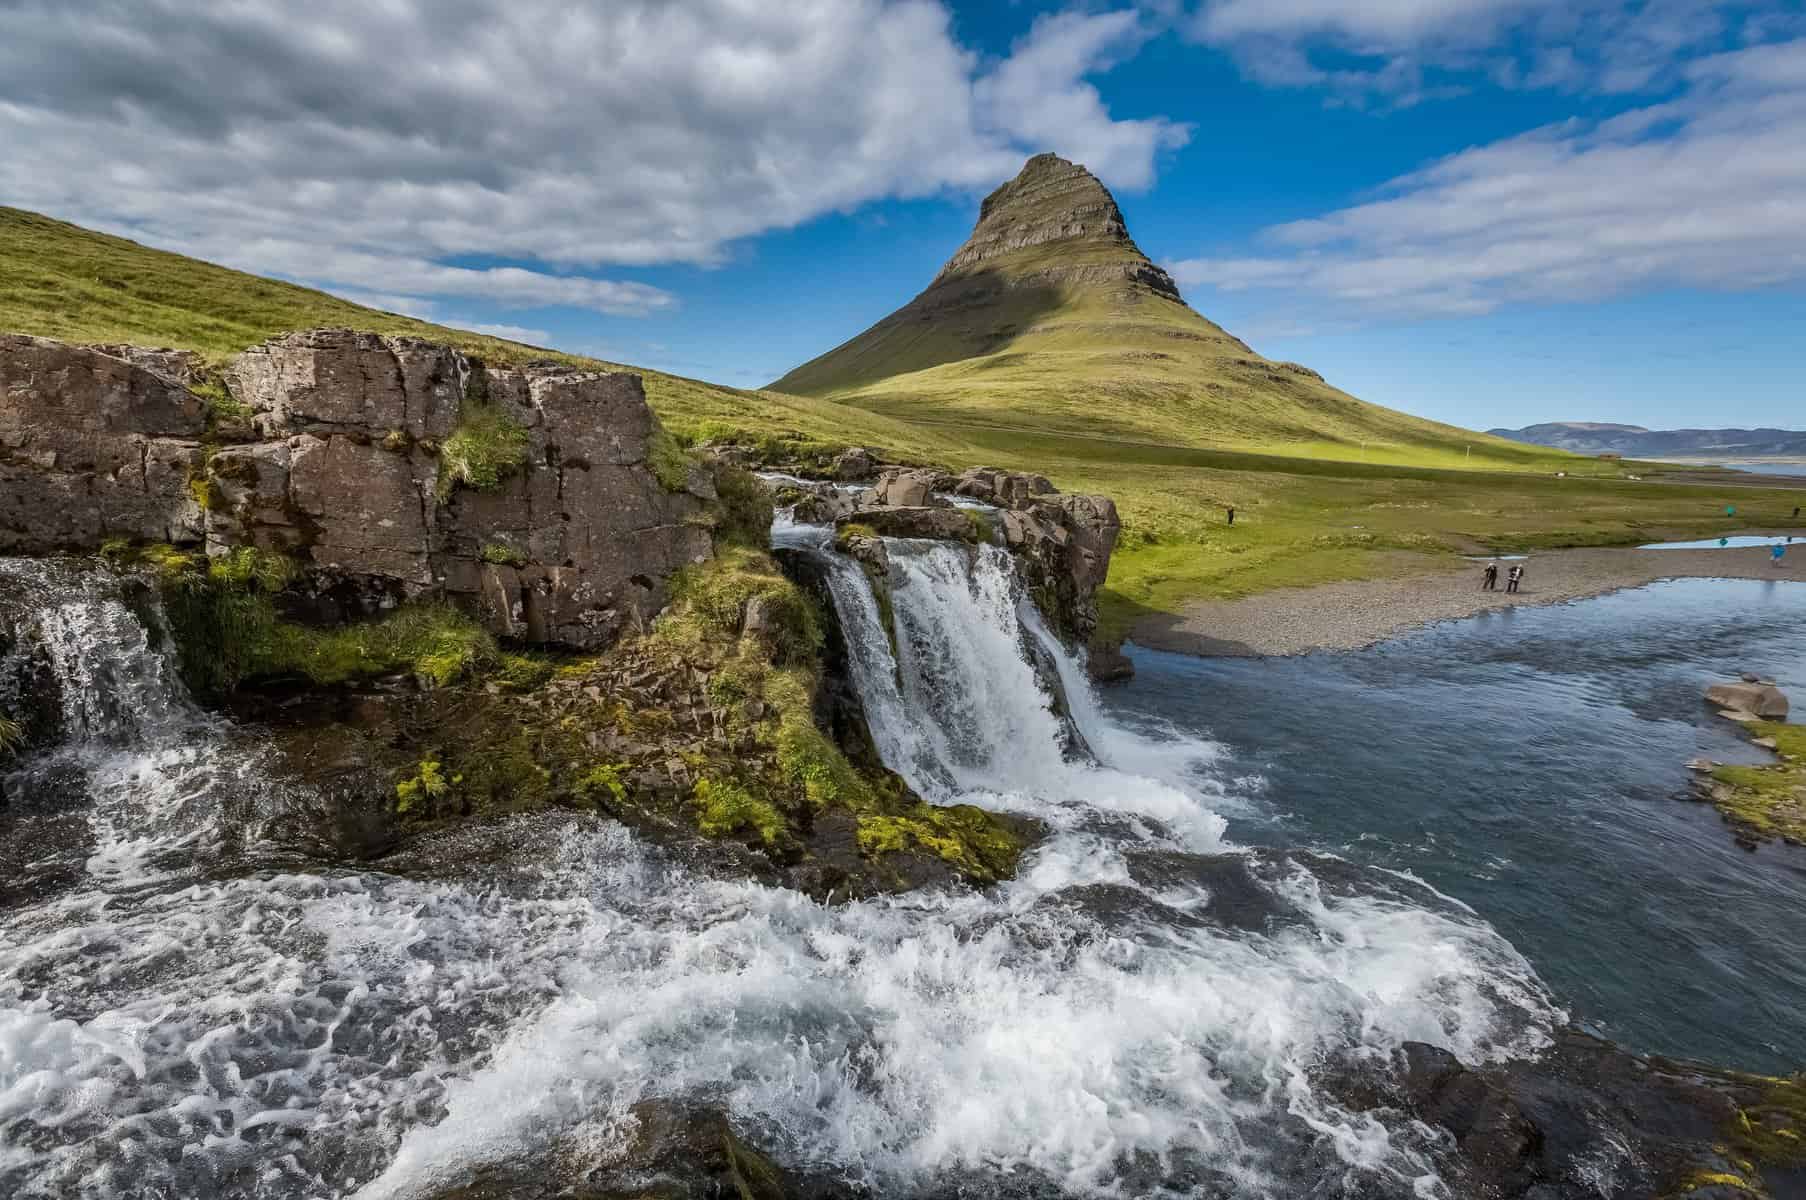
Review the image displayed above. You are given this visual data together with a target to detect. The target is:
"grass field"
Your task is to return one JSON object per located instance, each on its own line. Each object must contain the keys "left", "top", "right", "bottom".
{"left": 896, "top": 423, "right": 1797, "bottom": 640}
{"left": 5, "top": 204, "right": 1793, "bottom": 644}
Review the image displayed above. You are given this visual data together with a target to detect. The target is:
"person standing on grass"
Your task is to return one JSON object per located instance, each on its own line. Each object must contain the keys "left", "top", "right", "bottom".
{"left": 1507, "top": 564, "right": 1524, "bottom": 593}
{"left": 1482, "top": 561, "right": 1499, "bottom": 591}
{"left": 1227, "top": 506, "right": 1235, "bottom": 526}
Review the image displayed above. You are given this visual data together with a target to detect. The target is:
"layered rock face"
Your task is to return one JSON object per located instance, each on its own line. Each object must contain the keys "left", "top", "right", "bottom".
{"left": 931, "top": 152, "right": 1183, "bottom": 301}
{"left": 831, "top": 463, "right": 1120, "bottom": 645}
{"left": 0, "top": 330, "right": 712, "bottom": 650}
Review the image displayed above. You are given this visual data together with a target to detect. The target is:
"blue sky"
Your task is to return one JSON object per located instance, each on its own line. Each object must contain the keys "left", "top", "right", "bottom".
{"left": 3, "top": 0, "right": 1803, "bottom": 431}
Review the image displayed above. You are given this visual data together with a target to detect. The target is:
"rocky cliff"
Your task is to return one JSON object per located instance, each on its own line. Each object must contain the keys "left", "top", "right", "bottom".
{"left": 0, "top": 329, "right": 713, "bottom": 649}
{"left": 930, "top": 152, "right": 1183, "bottom": 300}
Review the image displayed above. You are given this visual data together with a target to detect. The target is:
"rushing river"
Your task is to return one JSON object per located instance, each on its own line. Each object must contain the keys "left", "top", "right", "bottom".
{"left": 1117, "top": 578, "right": 1806, "bottom": 1074}
{"left": 1, "top": 547, "right": 1801, "bottom": 1198}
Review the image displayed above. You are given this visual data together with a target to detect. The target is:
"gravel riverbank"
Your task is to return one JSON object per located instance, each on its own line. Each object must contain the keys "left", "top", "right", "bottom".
{"left": 1131, "top": 543, "right": 1804, "bottom": 656}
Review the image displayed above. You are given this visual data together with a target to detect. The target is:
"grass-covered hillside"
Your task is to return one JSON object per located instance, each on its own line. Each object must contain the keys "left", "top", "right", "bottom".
{"left": 4, "top": 202, "right": 1787, "bottom": 636}
{"left": 0, "top": 205, "right": 952, "bottom": 459}
{"left": 774, "top": 155, "right": 1575, "bottom": 474}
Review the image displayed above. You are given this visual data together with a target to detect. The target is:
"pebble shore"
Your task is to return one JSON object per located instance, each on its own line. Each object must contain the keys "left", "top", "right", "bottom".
{"left": 1131, "top": 544, "right": 1802, "bottom": 657}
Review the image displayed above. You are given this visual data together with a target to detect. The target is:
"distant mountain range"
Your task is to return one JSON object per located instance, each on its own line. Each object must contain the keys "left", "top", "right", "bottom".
{"left": 1489, "top": 422, "right": 1806, "bottom": 459}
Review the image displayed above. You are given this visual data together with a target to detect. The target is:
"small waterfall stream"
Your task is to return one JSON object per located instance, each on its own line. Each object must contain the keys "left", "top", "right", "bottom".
{"left": 0, "top": 547, "right": 1565, "bottom": 1200}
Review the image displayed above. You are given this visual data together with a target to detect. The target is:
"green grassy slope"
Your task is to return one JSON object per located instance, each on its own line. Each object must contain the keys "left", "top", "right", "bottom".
{"left": 0, "top": 205, "right": 957, "bottom": 460}
{"left": 774, "top": 155, "right": 1580, "bottom": 474}
{"left": 7, "top": 202, "right": 1785, "bottom": 637}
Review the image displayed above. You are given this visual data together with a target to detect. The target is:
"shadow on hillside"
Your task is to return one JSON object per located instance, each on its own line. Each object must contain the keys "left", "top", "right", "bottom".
{"left": 1097, "top": 587, "right": 1262, "bottom": 662}
{"left": 775, "top": 269, "right": 1066, "bottom": 394}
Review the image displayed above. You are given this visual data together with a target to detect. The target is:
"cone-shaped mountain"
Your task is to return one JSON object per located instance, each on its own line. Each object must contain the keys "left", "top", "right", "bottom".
{"left": 774, "top": 154, "right": 1530, "bottom": 464}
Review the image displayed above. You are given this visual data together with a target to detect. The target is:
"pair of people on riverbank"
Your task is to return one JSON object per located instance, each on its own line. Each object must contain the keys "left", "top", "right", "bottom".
{"left": 1482, "top": 562, "right": 1525, "bottom": 593}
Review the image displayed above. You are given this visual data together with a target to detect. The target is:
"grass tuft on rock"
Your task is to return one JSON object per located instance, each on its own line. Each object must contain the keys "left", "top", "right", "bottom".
{"left": 437, "top": 403, "right": 529, "bottom": 501}
{"left": 648, "top": 421, "right": 695, "bottom": 492}
{"left": 0, "top": 713, "right": 22, "bottom": 757}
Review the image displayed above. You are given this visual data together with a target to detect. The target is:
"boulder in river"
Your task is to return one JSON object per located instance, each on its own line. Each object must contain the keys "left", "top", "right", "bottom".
{"left": 1706, "top": 681, "right": 1790, "bottom": 719}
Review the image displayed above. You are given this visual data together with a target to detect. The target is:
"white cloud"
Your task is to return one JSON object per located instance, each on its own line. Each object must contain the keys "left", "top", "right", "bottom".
{"left": 441, "top": 320, "right": 555, "bottom": 347}
{"left": 1168, "top": 38, "right": 1806, "bottom": 317}
{"left": 1185, "top": 0, "right": 1787, "bottom": 102}
{"left": 976, "top": 10, "right": 1190, "bottom": 190}
{"left": 0, "top": 1, "right": 1184, "bottom": 323}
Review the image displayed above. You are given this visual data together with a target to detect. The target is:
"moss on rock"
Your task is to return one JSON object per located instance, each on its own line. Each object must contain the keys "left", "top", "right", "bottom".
{"left": 1706, "top": 722, "right": 1806, "bottom": 847}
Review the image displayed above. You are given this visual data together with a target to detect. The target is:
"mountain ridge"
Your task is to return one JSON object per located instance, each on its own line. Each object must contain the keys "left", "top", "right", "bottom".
{"left": 773, "top": 154, "right": 1560, "bottom": 470}
{"left": 1492, "top": 421, "right": 1806, "bottom": 458}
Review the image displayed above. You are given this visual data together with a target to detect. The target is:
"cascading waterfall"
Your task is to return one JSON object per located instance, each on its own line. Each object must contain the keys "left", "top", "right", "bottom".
{"left": 0, "top": 558, "right": 262, "bottom": 888}
{"left": 0, "top": 546, "right": 1565, "bottom": 1200}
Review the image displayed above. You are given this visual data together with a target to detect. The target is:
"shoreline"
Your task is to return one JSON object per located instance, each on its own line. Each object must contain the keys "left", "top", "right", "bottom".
{"left": 1129, "top": 543, "right": 1805, "bottom": 657}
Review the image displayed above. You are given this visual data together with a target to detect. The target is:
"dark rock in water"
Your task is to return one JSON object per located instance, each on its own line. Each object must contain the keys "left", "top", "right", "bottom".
{"left": 1125, "top": 850, "right": 1309, "bottom": 935}
{"left": 1086, "top": 642, "right": 1134, "bottom": 683}
{"left": 420, "top": 1103, "right": 816, "bottom": 1200}
{"left": 840, "top": 505, "right": 975, "bottom": 542}
{"left": 1346, "top": 1028, "right": 1798, "bottom": 1200}
{"left": 791, "top": 487, "right": 859, "bottom": 525}
{"left": 832, "top": 446, "right": 879, "bottom": 481}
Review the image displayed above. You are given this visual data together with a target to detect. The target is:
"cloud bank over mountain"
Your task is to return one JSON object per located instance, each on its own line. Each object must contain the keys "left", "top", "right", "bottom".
{"left": 0, "top": 1, "right": 1184, "bottom": 321}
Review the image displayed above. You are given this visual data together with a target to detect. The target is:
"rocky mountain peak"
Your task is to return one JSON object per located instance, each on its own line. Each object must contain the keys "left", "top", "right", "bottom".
{"left": 933, "top": 153, "right": 1181, "bottom": 301}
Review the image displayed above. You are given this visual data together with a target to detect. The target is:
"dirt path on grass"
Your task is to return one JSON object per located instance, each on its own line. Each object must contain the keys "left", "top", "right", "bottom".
{"left": 1130, "top": 543, "right": 1805, "bottom": 657}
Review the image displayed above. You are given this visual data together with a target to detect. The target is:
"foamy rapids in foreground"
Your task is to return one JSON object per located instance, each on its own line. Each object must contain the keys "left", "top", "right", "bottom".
{"left": 0, "top": 544, "right": 1561, "bottom": 1199}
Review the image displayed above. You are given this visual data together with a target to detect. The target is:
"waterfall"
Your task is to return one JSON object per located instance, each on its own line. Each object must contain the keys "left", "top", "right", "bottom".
{"left": 0, "top": 558, "right": 255, "bottom": 889}
{"left": 0, "top": 547, "right": 1565, "bottom": 1200}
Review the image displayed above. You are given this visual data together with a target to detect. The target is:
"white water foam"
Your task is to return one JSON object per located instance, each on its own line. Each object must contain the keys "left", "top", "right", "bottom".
{"left": 0, "top": 551, "right": 1564, "bottom": 1199}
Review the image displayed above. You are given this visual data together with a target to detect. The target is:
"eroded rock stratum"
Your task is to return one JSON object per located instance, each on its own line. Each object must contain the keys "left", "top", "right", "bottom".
{"left": 0, "top": 329, "right": 712, "bottom": 650}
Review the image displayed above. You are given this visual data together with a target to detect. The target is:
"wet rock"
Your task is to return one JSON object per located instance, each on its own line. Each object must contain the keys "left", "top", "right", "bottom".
{"left": 840, "top": 506, "right": 974, "bottom": 541}
{"left": 1087, "top": 643, "right": 1134, "bottom": 683}
{"left": 1381, "top": 1028, "right": 1779, "bottom": 1200}
{"left": 872, "top": 466, "right": 949, "bottom": 508}
{"left": 1002, "top": 493, "right": 1120, "bottom": 644}
{"left": 790, "top": 487, "right": 858, "bottom": 525}
{"left": 1124, "top": 850, "right": 1308, "bottom": 934}
{"left": 1707, "top": 681, "right": 1789, "bottom": 719}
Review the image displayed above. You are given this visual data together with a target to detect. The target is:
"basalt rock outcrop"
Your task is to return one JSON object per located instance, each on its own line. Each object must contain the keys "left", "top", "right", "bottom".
{"left": 829, "top": 464, "right": 1120, "bottom": 646}
{"left": 0, "top": 330, "right": 713, "bottom": 650}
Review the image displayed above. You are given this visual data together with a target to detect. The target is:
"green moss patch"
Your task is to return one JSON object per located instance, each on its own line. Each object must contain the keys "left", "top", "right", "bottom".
{"left": 1708, "top": 722, "right": 1806, "bottom": 846}
{"left": 694, "top": 778, "right": 786, "bottom": 845}
{"left": 1731, "top": 1074, "right": 1806, "bottom": 1170}
{"left": 856, "top": 804, "right": 1024, "bottom": 883}
{"left": 115, "top": 544, "right": 495, "bottom": 694}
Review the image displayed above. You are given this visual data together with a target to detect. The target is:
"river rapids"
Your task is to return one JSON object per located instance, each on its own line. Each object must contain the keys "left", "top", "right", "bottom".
{"left": 0, "top": 539, "right": 1564, "bottom": 1199}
